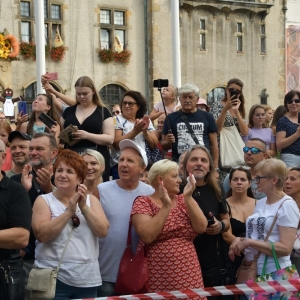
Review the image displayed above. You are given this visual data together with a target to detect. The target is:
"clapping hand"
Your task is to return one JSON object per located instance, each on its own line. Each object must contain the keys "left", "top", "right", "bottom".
{"left": 158, "top": 180, "right": 171, "bottom": 208}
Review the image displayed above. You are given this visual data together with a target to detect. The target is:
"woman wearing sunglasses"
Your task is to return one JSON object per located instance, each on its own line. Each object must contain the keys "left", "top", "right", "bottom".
{"left": 111, "top": 90, "right": 158, "bottom": 178}
{"left": 210, "top": 78, "right": 248, "bottom": 182}
{"left": 32, "top": 150, "right": 109, "bottom": 299}
{"left": 229, "top": 159, "right": 299, "bottom": 296}
{"left": 219, "top": 167, "right": 256, "bottom": 295}
{"left": 242, "top": 104, "right": 276, "bottom": 157}
{"left": 285, "top": 167, "right": 300, "bottom": 273}
{"left": 276, "top": 90, "right": 300, "bottom": 167}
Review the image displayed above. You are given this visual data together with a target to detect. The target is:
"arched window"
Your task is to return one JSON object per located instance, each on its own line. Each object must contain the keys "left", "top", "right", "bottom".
{"left": 24, "top": 81, "right": 61, "bottom": 116}
{"left": 99, "top": 84, "right": 126, "bottom": 108}
{"left": 207, "top": 87, "right": 225, "bottom": 106}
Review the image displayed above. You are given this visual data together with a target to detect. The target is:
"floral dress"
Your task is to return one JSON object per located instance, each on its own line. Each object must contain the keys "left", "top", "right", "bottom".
{"left": 131, "top": 194, "right": 206, "bottom": 299}
{"left": 210, "top": 101, "right": 244, "bottom": 182}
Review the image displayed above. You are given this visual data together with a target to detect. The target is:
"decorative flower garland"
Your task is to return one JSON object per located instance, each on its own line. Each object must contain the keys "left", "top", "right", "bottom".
{"left": 19, "top": 42, "right": 65, "bottom": 61}
{"left": 99, "top": 49, "right": 131, "bottom": 64}
{"left": 0, "top": 33, "right": 19, "bottom": 59}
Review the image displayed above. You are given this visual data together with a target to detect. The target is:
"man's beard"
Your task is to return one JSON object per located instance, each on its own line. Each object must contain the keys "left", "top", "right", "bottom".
{"left": 30, "top": 158, "right": 51, "bottom": 168}
{"left": 13, "top": 156, "right": 29, "bottom": 166}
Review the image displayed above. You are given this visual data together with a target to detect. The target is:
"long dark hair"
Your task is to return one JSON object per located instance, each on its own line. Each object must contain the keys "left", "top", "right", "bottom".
{"left": 27, "top": 94, "right": 60, "bottom": 136}
{"left": 270, "top": 105, "right": 287, "bottom": 128}
{"left": 226, "top": 167, "right": 254, "bottom": 198}
{"left": 182, "top": 145, "right": 222, "bottom": 201}
{"left": 224, "top": 78, "right": 246, "bottom": 119}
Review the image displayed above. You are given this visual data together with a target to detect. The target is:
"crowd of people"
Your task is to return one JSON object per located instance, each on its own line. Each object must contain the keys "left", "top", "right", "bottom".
{"left": 0, "top": 75, "right": 300, "bottom": 300}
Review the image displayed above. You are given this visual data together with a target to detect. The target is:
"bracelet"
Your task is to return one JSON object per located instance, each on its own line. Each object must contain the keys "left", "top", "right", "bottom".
{"left": 81, "top": 206, "right": 90, "bottom": 216}
{"left": 220, "top": 221, "right": 225, "bottom": 233}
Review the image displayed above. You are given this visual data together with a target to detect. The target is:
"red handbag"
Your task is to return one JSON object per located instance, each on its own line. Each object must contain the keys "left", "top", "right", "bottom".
{"left": 114, "top": 224, "right": 149, "bottom": 295}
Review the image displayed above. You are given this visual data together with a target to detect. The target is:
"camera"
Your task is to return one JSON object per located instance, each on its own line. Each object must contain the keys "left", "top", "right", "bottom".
{"left": 153, "top": 79, "right": 169, "bottom": 89}
{"left": 207, "top": 213, "right": 215, "bottom": 227}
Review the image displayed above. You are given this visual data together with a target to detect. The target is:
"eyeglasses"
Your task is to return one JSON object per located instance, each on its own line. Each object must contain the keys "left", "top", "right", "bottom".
{"left": 243, "top": 147, "right": 265, "bottom": 154}
{"left": 232, "top": 165, "right": 251, "bottom": 170}
{"left": 70, "top": 214, "right": 80, "bottom": 227}
{"left": 254, "top": 175, "right": 270, "bottom": 184}
{"left": 287, "top": 99, "right": 300, "bottom": 104}
{"left": 122, "top": 101, "right": 137, "bottom": 107}
{"left": 228, "top": 88, "right": 242, "bottom": 95}
{"left": 113, "top": 110, "right": 120, "bottom": 115}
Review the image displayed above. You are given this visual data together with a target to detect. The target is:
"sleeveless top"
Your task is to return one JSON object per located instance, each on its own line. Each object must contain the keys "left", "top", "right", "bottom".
{"left": 34, "top": 193, "right": 101, "bottom": 287}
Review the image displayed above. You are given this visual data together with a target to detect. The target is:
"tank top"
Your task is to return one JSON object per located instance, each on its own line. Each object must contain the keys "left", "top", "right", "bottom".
{"left": 34, "top": 193, "right": 101, "bottom": 287}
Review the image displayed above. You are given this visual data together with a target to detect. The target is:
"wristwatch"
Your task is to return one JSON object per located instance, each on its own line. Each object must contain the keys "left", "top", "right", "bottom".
{"left": 220, "top": 221, "right": 225, "bottom": 233}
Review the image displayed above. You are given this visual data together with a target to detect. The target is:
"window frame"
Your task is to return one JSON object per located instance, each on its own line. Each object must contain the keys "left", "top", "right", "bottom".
{"left": 260, "top": 24, "right": 266, "bottom": 54}
{"left": 19, "top": 0, "right": 63, "bottom": 46}
{"left": 198, "top": 18, "right": 207, "bottom": 51}
{"left": 236, "top": 22, "right": 243, "bottom": 53}
{"left": 99, "top": 7, "right": 127, "bottom": 50}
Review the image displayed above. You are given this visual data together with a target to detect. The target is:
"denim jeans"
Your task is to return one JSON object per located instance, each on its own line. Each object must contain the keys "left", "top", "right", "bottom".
{"left": 54, "top": 280, "right": 97, "bottom": 300}
{"left": 97, "top": 281, "right": 116, "bottom": 297}
{"left": 281, "top": 153, "right": 300, "bottom": 167}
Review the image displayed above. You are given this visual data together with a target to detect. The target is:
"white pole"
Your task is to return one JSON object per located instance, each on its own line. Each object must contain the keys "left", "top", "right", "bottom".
{"left": 171, "top": 0, "right": 181, "bottom": 88}
{"left": 35, "top": 0, "right": 46, "bottom": 94}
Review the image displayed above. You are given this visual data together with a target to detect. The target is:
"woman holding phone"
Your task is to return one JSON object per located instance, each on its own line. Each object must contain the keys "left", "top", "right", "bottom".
{"left": 20, "top": 94, "right": 61, "bottom": 141}
{"left": 210, "top": 78, "right": 248, "bottom": 181}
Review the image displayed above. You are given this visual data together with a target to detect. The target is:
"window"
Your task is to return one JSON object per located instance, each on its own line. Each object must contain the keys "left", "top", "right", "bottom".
{"left": 259, "top": 89, "right": 269, "bottom": 105}
{"left": 207, "top": 87, "right": 225, "bottom": 106}
{"left": 199, "top": 19, "right": 206, "bottom": 50}
{"left": 236, "top": 22, "right": 243, "bottom": 52}
{"left": 260, "top": 24, "right": 266, "bottom": 54}
{"left": 99, "top": 8, "right": 126, "bottom": 50}
{"left": 19, "top": 0, "right": 63, "bottom": 46}
{"left": 99, "top": 84, "right": 127, "bottom": 108}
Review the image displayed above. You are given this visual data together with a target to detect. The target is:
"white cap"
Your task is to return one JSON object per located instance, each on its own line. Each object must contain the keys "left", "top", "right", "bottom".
{"left": 119, "top": 139, "right": 148, "bottom": 166}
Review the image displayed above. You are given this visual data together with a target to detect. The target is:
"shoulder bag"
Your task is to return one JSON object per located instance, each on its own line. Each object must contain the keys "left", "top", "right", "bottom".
{"left": 246, "top": 241, "right": 300, "bottom": 300}
{"left": 179, "top": 111, "right": 199, "bottom": 145}
{"left": 220, "top": 125, "right": 245, "bottom": 168}
{"left": 115, "top": 224, "right": 149, "bottom": 295}
{"left": 27, "top": 227, "right": 74, "bottom": 300}
{"left": 236, "top": 200, "right": 288, "bottom": 284}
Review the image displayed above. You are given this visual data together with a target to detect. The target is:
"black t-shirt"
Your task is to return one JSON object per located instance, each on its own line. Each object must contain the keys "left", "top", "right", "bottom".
{"left": 0, "top": 172, "right": 32, "bottom": 261}
{"left": 62, "top": 105, "right": 112, "bottom": 181}
{"left": 181, "top": 184, "right": 227, "bottom": 269}
{"left": 162, "top": 109, "right": 218, "bottom": 160}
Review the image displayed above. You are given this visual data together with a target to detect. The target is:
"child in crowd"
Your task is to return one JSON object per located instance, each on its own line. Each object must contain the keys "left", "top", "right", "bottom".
{"left": 149, "top": 85, "right": 179, "bottom": 121}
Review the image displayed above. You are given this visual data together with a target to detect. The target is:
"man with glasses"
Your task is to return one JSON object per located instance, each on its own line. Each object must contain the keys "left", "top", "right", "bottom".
{"left": 0, "top": 139, "right": 32, "bottom": 299}
{"left": 112, "top": 104, "right": 121, "bottom": 116}
{"left": 223, "top": 138, "right": 269, "bottom": 200}
{"left": 161, "top": 83, "right": 219, "bottom": 169}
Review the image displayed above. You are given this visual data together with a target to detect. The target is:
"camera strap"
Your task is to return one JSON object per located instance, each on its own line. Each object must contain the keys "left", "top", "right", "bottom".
{"left": 179, "top": 111, "right": 199, "bottom": 145}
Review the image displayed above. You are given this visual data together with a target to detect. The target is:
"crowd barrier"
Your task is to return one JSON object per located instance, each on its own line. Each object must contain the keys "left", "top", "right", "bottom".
{"left": 72, "top": 279, "right": 300, "bottom": 299}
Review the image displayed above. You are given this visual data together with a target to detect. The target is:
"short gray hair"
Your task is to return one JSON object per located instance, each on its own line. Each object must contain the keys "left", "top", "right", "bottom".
{"left": 178, "top": 83, "right": 200, "bottom": 98}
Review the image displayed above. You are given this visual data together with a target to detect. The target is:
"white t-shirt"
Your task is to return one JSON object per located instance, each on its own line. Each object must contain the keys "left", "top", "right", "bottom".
{"left": 244, "top": 195, "right": 299, "bottom": 275}
{"left": 111, "top": 115, "right": 155, "bottom": 164}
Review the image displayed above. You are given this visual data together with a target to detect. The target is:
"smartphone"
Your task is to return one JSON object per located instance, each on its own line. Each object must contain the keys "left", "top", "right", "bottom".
{"left": 207, "top": 213, "right": 215, "bottom": 227}
{"left": 153, "top": 79, "right": 169, "bottom": 88}
{"left": 45, "top": 72, "right": 58, "bottom": 80}
{"left": 18, "top": 101, "right": 27, "bottom": 115}
{"left": 230, "top": 90, "right": 239, "bottom": 100}
{"left": 38, "top": 112, "right": 56, "bottom": 128}
{"left": 298, "top": 113, "right": 300, "bottom": 124}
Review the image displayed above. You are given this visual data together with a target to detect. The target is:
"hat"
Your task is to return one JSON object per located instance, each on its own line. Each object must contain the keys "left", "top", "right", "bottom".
{"left": 196, "top": 98, "right": 210, "bottom": 112}
{"left": 119, "top": 139, "right": 148, "bottom": 166}
{"left": 8, "top": 131, "right": 31, "bottom": 143}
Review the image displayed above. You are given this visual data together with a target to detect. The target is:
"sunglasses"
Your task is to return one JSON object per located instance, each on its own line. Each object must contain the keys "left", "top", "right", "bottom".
{"left": 228, "top": 88, "right": 242, "bottom": 95}
{"left": 113, "top": 110, "right": 120, "bottom": 115}
{"left": 122, "top": 101, "right": 137, "bottom": 107}
{"left": 287, "top": 99, "right": 300, "bottom": 104}
{"left": 232, "top": 165, "right": 251, "bottom": 170}
{"left": 70, "top": 214, "right": 80, "bottom": 227}
{"left": 243, "top": 147, "right": 265, "bottom": 154}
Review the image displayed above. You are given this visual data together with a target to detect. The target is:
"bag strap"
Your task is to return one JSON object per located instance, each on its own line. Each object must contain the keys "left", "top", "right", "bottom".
{"left": 56, "top": 227, "right": 74, "bottom": 273}
{"left": 179, "top": 110, "right": 199, "bottom": 145}
{"left": 254, "top": 198, "right": 290, "bottom": 263}
{"left": 261, "top": 241, "right": 281, "bottom": 275}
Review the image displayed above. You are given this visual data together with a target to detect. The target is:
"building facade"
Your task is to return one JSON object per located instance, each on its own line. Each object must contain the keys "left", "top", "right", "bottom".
{"left": 0, "top": 0, "right": 288, "bottom": 116}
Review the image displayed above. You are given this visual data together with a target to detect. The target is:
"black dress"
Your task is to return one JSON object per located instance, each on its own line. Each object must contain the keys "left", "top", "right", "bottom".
{"left": 62, "top": 105, "right": 112, "bottom": 182}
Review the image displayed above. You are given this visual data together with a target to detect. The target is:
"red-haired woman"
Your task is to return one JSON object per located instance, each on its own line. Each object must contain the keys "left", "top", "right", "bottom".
{"left": 32, "top": 149, "right": 109, "bottom": 299}
{"left": 0, "top": 120, "right": 12, "bottom": 171}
